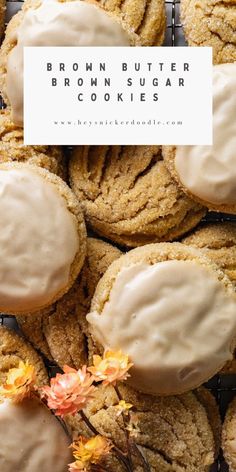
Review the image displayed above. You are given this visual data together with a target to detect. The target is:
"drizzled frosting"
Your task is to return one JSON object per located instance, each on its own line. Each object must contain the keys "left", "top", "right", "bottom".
{"left": 0, "top": 167, "right": 79, "bottom": 313}
{"left": 87, "top": 260, "right": 236, "bottom": 395}
{"left": 6, "top": 0, "right": 130, "bottom": 124}
{"left": 175, "top": 63, "right": 236, "bottom": 207}
{"left": 0, "top": 398, "right": 72, "bottom": 472}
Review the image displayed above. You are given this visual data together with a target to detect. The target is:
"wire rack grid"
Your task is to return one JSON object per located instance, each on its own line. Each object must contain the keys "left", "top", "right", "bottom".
{"left": 1, "top": 2, "right": 235, "bottom": 471}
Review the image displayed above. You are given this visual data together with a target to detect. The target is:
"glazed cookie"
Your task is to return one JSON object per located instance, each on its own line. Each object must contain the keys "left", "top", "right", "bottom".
{"left": 222, "top": 397, "right": 236, "bottom": 472}
{"left": 183, "top": 222, "right": 236, "bottom": 284}
{"left": 0, "top": 0, "right": 5, "bottom": 40}
{"left": 67, "top": 383, "right": 219, "bottom": 471}
{"left": 87, "top": 242, "right": 236, "bottom": 395}
{"left": 163, "top": 63, "right": 236, "bottom": 214}
{"left": 183, "top": 222, "right": 236, "bottom": 374}
{"left": 0, "top": 327, "right": 72, "bottom": 472}
{"left": 181, "top": 0, "right": 236, "bottom": 64}
{"left": 0, "top": 109, "right": 66, "bottom": 179}
{"left": 17, "top": 238, "right": 122, "bottom": 367}
{"left": 69, "top": 146, "right": 206, "bottom": 247}
{"left": 0, "top": 162, "right": 86, "bottom": 315}
{"left": 0, "top": 0, "right": 165, "bottom": 126}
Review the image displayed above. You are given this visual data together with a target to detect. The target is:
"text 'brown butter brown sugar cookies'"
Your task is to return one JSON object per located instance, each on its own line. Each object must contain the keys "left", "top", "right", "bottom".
{"left": 87, "top": 242, "right": 236, "bottom": 395}
{"left": 163, "top": 63, "right": 236, "bottom": 214}
{"left": 0, "top": 326, "right": 73, "bottom": 472}
{"left": 181, "top": 0, "right": 236, "bottom": 64}
{"left": 0, "top": 109, "right": 66, "bottom": 179}
{"left": 0, "top": 162, "right": 86, "bottom": 315}
{"left": 183, "top": 222, "right": 236, "bottom": 285}
{"left": 222, "top": 397, "right": 236, "bottom": 472}
{"left": 66, "top": 383, "right": 219, "bottom": 472}
{"left": 69, "top": 146, "right": 206, "bottom": 248}
{"left": 17, "top": 238, "right": 122, "bottom": 367}
{"left": 0, "top": 0, "right": 165, "bottom": 126}
{"left": 0, "top": 0, "right": 5, "bottom": 41}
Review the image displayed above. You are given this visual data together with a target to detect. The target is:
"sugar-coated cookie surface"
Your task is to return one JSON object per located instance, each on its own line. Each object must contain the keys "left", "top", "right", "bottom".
{"left": 87, "top": 242, "right": 236, "bottom": 395}
{"left": 222, "top": 397, "right": 236, "bottom": 472}
{"left": 0, "top": 398, "right": 72, "bottom": 472}
{"left": 66, "top": 383, "right": 219, "bottom": 471}
{"left": 0, "top": 162, "right": 86, "bottom": 314}
{"left": 163, "top": 63, "right": 236, "bottom": 213}
{"left": 181, "top": 0, "right": 236, "bottom": 64}
{"left": 0, "top": 326, "right": 48, "bottom": 386}
{"left": 0, "top": 0, "right": 5, "bottom": 40}
{"left": 183, "top": 222, "right": 236, "bottom": 284}
{"left": 17, "top": 238, "right": 122, "bottom": 367}
{"left": 70, "top": 146, "right": 206, "bottom": 247}
{"left": 0, "top": 109, "right": 66, "bottom": 179}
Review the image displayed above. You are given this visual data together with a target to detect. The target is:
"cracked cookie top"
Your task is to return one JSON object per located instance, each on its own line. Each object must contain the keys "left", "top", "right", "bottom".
{"left": 66, "top": 383, "right": 218, "bottom": 472}
{"left": 69, "top": 146, "right": 206, "bottom": 247}
{"left": 181, "top": 0, "right": 236, "bottom": 64}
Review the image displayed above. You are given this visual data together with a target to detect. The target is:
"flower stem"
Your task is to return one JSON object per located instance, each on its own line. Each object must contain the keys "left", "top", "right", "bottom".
{"left": 113, "top": 386, "right": 151, "bottom": 472}
{"left": 80, "top": 410, "right": 99, "bottom": 436}
{"left": 79, "top": 410, "right": 132, "bottom": 472}
{"left": 131, "top": 442, "right": 151, "bottom": 472}
{"left": 114, "top": 385, "right": 134, "bottom": 472}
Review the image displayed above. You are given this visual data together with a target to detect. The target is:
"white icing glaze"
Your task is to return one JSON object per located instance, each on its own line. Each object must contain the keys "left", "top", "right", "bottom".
{"left": 175, "top": 63, "right": 236, "bottom": 207}
{"left": 6, "top": 0, "right": 130, "bottom": 125}
{"left": 0, "top": 398, "right": 72, "bottom": 472}
{"left": 87, "top": 260, "right": 236, "bottom": 395}
{"left": 0, "top": 167, "right": 79, "bottom": 312}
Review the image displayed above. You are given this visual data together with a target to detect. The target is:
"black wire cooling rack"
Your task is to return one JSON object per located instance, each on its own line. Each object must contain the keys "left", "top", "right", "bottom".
{"left": 1, "top": 2, "right": 236, "bottom": 471}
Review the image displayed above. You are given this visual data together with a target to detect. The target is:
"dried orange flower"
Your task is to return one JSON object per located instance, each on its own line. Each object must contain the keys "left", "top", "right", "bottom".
{"left": 41, "top": 365, "right": 95, "bottom": 417}
{"left": 88, "top": 350, "right": 133, "bottom": 386}
{"left": 126, "top": 413, "right": 140, "bottom": 439}
{"left": 0, "top": 360, "right": 36, "bottom": 403}
{"left": 115, "top": 400, "right": 133, "bottom": 417}
{"left": 69, "top": 435, "right": 112, "bottom": 471}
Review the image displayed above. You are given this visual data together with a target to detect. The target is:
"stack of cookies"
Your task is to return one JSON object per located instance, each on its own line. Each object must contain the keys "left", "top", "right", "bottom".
{"left": 0, "top": 1, "right": 236, "bottom": 472}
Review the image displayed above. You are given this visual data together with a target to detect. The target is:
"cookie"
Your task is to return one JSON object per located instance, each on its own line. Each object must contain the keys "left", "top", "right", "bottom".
{"left": 195, "top": 387, "right": 221, "bottom": 457}
{"left": 93, "top": 0, "right": 166, "bottom": 46}
{"left": 17, "top": 238, "right": 122, "bottom": 367}
{"left": 181, "top": 0, "right": 236, "bottom": 64}
{"left": 222, "top": 396, "right": 236, "bottom": 472}
{"left": 0, "top": 109, "right": 66, "bottom": 179}
{"left": 183, "top": 222, "right": 236, "bottom": 284}
{"left": 69, "top": 146, "right": 206, "bottom": 248}
{"left": 16, "top": 307, "right": 55, "bottom": 361}
{"left": 0, "top": 0, "right": 5, "bottom": 40}
{"left": 66, "top": 383, "right": 218, "bottom": 471}
{"left": 87, "top": 242, "right": 236, "bottom": 395}
{"left": 0, "top": 0, "right": 165, "bottom": 126}
{"left": 183, "top": 222, "right": 236, "bottom": 374}
{"left": 163, "top": 63, "right": 236, "bottom": 214}
{"left": 0, "top": 325, "right": 48, "bottom": 386}
{"left": 0, "top": 162, "right": 86, "bottom": 315}
{"left": 0, "top": 326, "right": 72, "bottom": 472}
